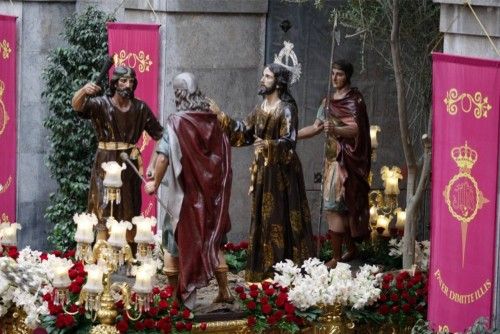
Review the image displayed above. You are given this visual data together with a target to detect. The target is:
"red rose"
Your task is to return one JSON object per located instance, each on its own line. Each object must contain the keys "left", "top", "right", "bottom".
{"left": 116, "top": 320, "right": 129, "bottom": 332}
{"left": 115, "top": 300, "right": 124, "bottom": 309}
{"left": 408, "top": 296, "right": 417, "bottom": 305}
{"left": 55, "top": 314, "right": 66, "bottom": 328}
{"left": 172, "top": 300, "right": 179, "bottom": 308}
{"left": 40, "top": 253, "right": 48, "bottom": 261}
{"left": 185, "top": 322, "right": 193, "bottom": 331}
{"left": 239, "top": 241, "right": 249, "bottom": 249}
{"left": 68, "top": 282, "right": 82, "bottom": 294}
{"left": 265, "top": 288, "right": 275, "bottom": 296}
{"left": 42, "top": 293, "right": 52, "bottom": 302}
{"left": 379, "top": 294, "right": 387, "bottom": 302}
{"left": 276, "top": 297, "right": 285, "bottom": 307}
{"left": 72, "top": 261, "right": 84, "bottom": 273}
{"left": 144, "top": 318, "right": 155, "bottom": 329}
{"left": 397, "top": 271, "right": 409, "bottom": 281}
{"left": 267, "top": 316, "right": 278, "bottom": 325}
{"left": 396, "top": 281, "right": 405, "bottom": 290}
{"left": 52, "top": 250, "right": 63, "bottom": 257}
{"left": 262, "top": 304, "right": 273, "bottom": 314}
{"left": 68, "top": 269, "right": 78, "bottom": 280}
{"left": 280, "top": 287, "right": 289, "bottom": 293}
{"left": 286, "top": 314, "right": 296, "bottom": 323}
{"left": 378, "top": 304, "right": 389, "bottom": 315}
{"left": 239, "top": 292, "right": 247, "bottom": 300}
{"left": 63, "top": 314, "right": 74, "bottom": 327}
{"left": 159, "top": 300, "right": 169, "bottom": 310}
{"left": 175, "top": 322, "right": 185, "bottom": 331}
{"left": 200, "top": 322, "right": 207, "bottom": 330}
{"left": 390, "top": 293, "right": 399, "bottom": 302}
{"left": 249, "top": 284, "right": 259, "bottom": 291}
{"left": 182, "top": 309, "right": 191, "bottom": 319}
{"left": 284, "top": 303, "right": 295, "bottom": 314}
{"left": 247, "top": 301, "right": 257, "bottom": 310}
{"left": 401, "top": 291, "right": 410, "bottom": 300}
{"left": 402, "top": 303, "right": 411, "bottom": 313}
{"left": 382, "top": 282, "right": 390, "bottom": 290}
{"left": 260, "top": 296, "right": 269, "bottom": 304}
{"left": 170, "top": 308, "right": 178, "bottom": 316}
{"left": 68, "top": 304, "right": 78, "bottom": 313}
{"left": 64, "top": 249, "right": 76, "bottom": 258}
{"left": 250, "top": 290, "right": 259, "bottom": 298}
{"left": 73, "top": 276, "right": 85, "bottom": 285}
{"left": 148, "top": 307, "right": 159, "bottom": 317}
{"left": 262, "top": 281, "right": 271, "bottom": 290}
{"left": 235, "top": 285, "right": 245, "bottom": 293}
{"left": 391, "top": 306, "right": 400, "bottom": 314}
{"left": 383, "top": 273, "right": 394, "bottom": 283}
{"left": 135, "top": 321, "right": 145, "bottom": 331}
{"left": 7, "top": 247, "right": 18, "bottom": 259}
{"left": 153, "top": 287, "right": 161, "bottom": 295}
{"left": 224, "top": 242, "right": 234, "bottom": 251}
{"left": 247, "top": 316, "right": 257, "bottom": 327}
{"left": 160, "top": 290, "right": 171, "bottom": 299}
{"left": 274, "top": 310, "right": 283, "bottom": 319}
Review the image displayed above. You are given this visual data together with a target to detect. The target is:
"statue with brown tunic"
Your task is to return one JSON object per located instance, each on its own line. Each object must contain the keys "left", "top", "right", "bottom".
{"left": 71, "top": 66, "right": 163, "bottom": 242}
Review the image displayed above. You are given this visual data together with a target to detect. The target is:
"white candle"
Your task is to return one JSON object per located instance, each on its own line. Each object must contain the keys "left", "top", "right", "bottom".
{"left": 369, "top": 206, "right": 378, "bottom": 224}
{"left": 83, "top": 265, "right": 104, "bottom": 293}
{"left": 376, "top": 215, "right": 390, "bottom": 236}
{"left": 370, "top": 125, "right": 381, "bottom": 149}
{"left": 74, "top": 213, "right": 98, "bottom": 243}
{"left": 396, "top": 209, "right": 406, "bottom": 231}
{"left": 133, "top": 262, "right": 156, "bottom": 294}
{"left": 133, "top": 216, "right": 156, "bottom": 243}
{"left": 0, "top": 223, "right": 21, "bottom": 246}
{"left": 52, "top": 265, "right": 72, "bottom": 289}
{"left": 107, "top": 219, "right": 132, "bottom": 248}
{"left": 101, "top": 161, "right": 126, "bottom": 188}
{"left": 385, "top": 177, "right": 399, "bottom": 195}
{"left": 381, "top": 166, "right": 402, "bottom": 195}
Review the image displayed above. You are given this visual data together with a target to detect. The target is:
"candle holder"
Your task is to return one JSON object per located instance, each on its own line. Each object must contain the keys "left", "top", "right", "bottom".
{"left": 49, "top": 214, "right": 159, "bottom": 334}
{"left": 101, "top": 161, "right": 126, "bottom": 219}
{"left": 369, "top": 166, "right": 405, "bottom": 240}
{"left": 370, "top": 125, "right": 381, "bottom": 162}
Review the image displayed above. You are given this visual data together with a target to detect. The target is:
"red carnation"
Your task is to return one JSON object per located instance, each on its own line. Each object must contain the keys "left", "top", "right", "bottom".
{"left": 144, "top": 318, "right": 155, "bottom": 329}
{"left": 116, "top": 320, "right": 129, "bottom": 333}
{"left": 262, "top": 304, "right": 273, "bottom": 314}
{"left": 148, "top": 306, "right": 159, "bottom": 317}
{"left": 247, "top": 301, "right": 256, "bottom": 310}
{"left": 378, "top": 304, "right": 389, "bottom": 315}
{"left": 402, "top": 303, "right": 411, "bottom": 313}
{"left": 135, "top": 321, "right": 145, "bottom": 331}
{"left": 247, "top": 316, "right": 257, "bottom": 327}
{"left": 284, "top": 303, "right": 295, "bottom": 314}
{"left": 383, "top": 273, "right": 394, "bottom": 283}
{"left": 175, "top": 322, "right": 185, "bottom": 331}
{"left": 182, "top": 309, "right": 191, "bottom": 319}
{"left": 159, "top": 300, "right": 169, "bottom": 310}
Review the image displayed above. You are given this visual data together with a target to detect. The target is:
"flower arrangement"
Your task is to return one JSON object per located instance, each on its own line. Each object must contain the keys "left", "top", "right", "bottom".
{"left": 113, "top": 285, "right": 206, "bottom": 333}
{"left": 235, "top": 281, "right": 316, "bottom": 334}
{"left": 368, "top": 270, "right": 428, "bottom": 328}
{"left": 388, "top": 238, "right": 430, "bottom": 271}
{"left": 223, "top": 240, "right": 248, "bottom": 273}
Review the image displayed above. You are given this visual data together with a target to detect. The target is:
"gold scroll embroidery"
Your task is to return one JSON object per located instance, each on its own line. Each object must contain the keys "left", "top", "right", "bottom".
{"left": 113, "top": 50, "right": 153, "bottom": 73}
{"left": 0, "top": 80, "right": 9, "bottom": 135}
{"left": 444, "top": 88, "right": 491, "bottom": 119}
{"left": 1, "top": 40, "right": 11, "bottom": 59}
{"left": 0, "top": 176, "right": 12, "bottom": 194}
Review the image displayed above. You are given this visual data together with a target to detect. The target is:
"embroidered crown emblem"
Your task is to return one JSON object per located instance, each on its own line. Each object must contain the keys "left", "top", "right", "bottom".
{"left": 451, "top": 142, "right": 477, "bottom": 173}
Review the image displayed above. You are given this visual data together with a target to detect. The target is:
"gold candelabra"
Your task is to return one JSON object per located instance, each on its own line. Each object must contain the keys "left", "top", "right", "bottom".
{"left": 369, "top": 166, "right": 406, "bottom": 238}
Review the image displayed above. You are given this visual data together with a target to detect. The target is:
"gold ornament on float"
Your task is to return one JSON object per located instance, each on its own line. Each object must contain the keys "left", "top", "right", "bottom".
{"left": 444, "top": 88, "right": 491, "bottom": 119}
{"left": 113, "top": 50, "right": 153, "bottom": 73}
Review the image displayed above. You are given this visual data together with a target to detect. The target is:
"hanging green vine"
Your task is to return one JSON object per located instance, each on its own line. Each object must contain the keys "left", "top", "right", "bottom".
{"left": 42, "top": 7, "right": 115, "bottom": 250}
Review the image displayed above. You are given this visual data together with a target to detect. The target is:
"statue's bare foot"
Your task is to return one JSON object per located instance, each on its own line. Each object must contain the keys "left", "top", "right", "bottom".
{"left": 213, "top": 291, "right": 235, "bottom": 304}
{"left": 325, "top": 258, "right": 338, "bottom": 269}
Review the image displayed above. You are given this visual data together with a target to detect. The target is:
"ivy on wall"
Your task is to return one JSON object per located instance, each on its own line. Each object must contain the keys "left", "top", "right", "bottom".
{"left": 42, "top": 7, "right": 115, "bottom": 250}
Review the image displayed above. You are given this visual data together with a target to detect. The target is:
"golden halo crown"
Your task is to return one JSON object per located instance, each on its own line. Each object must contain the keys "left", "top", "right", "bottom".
{"left": 451, "top": 142, "right": 477, "bottom": 172}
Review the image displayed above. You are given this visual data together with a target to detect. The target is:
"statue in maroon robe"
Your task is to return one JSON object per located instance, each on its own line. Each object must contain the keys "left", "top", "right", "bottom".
{"left": 145, "top": 73, "right": 233, "bottom": 308}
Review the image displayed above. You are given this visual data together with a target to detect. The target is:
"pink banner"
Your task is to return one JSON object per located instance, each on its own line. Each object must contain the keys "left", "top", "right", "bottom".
{"left": 107, "top": 23, "right": 160, "bottom": 218}
{"left": 0, "top": 15, "right": 17, "bottom": 224}
{"left": 429, "top": 53, "right": 500, "bottom": 332}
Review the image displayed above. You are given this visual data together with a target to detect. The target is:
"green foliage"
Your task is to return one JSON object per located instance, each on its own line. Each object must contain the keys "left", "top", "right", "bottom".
{"left": 411, "top": 317, "right": 500, "bottom": 334}
{"left": 223, "top": 241, "right": 249, "bottom": 274}
{"left": 42, "top": 7, "right": 115, "bottom": 250}
{"left": 358, "top": 238, "right": 402, "bottom": 270}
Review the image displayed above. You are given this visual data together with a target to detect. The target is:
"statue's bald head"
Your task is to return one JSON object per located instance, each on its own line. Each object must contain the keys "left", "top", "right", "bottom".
{"left": 173, "top": 72, "right": 198, "bottom": 94}
{"left": 173, "top": 72, "right": 209, "bottom": 112}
